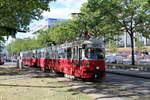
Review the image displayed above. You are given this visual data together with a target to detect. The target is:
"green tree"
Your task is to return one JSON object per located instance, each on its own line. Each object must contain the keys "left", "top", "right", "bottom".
{"left": 135, "top": 36, "right": 146, "bottom": 52}
{"left": 79, "top": 0, "right": 150, "bottom": 65}
{"left": 0, "top": 0, "right": 54, "bottom": 37}
{"left": 47, "top": 21, "right": 78, "bottom": 44}
{"left": 8, "top": 19, "right": 80, "bottom": 54}
{"left": 36, "top": 30, "right": 54, "bottom": 47}
{"left": 8, "top": 39, "right": 41, "bottom": 54}
{"left": 107, "top": 40, "right": 119, "bottom": 53}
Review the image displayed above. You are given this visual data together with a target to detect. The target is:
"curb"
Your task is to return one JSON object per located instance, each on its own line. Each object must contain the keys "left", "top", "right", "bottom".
{"left": 106, "top": 70, "right": 150, "bottom": 79}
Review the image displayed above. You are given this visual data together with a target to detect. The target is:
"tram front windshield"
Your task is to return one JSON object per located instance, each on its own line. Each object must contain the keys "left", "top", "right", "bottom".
{"left": 85, "top": 48, "right": 104, "bottom": 60}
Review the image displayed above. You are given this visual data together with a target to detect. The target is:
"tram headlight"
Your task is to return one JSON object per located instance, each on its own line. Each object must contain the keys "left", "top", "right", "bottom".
{"left": 96, "top": 66, "right": 100, "bottom": 69}
{"left": 86, "top": 62, "right": 90, "bottom": 68}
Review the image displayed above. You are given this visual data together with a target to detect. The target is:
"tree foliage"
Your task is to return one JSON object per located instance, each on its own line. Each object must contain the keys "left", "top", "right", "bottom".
{"left": 135, "top": 36, "right": 146, "bottom": 52}
{"left": 0, "top": 0, "right": 54, "bottom": 37}
{"left": 78, "top": 0, "right": 150, "bottom": 65}
{"left": 47, "top": 21, "right": 78, "bottom": 44}
{"left": 8, "top": 20, "right": 79, "bottom": 53}
{"left": 107, "top": 40, "right": 119, "bottom": 53}
{"left": 8, "top": 39, "right": 41, "bottom": 55}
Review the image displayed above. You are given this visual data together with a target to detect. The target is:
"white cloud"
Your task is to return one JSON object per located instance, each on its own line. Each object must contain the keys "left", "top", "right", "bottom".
{"left": 42, "top": 0, "right": 88, "bottom": 19}
{"left": 42, "top": 8, "right": 79, "bottom": 19}
{"left": 56, "top": 0, "right": 87, "bottom": 10}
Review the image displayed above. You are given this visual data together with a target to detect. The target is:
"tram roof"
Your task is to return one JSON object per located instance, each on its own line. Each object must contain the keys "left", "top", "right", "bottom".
{"left": 83, "top": 39, "right": 103, "bottom": 45}
{"left": 20, "top": 39, "right": 104, "bottom": 53}
{"left": 59, "top": 38, "right": 104, "bottom": 48}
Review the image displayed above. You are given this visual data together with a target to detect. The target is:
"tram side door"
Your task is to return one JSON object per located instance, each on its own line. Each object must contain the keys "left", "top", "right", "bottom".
{"left": 78, "top": 48, "right": 82, "bottom": 67}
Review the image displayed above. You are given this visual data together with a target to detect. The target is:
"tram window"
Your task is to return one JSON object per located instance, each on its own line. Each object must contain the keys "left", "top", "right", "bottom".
{"left": 51, "top": 52, "right": 53, "bottom": 59}
{"left": 50, "top": 52, "right": 52, "bottom": 59}
{"left": 53, "top": 51, "right": 55, "bottom": 59}
{"left": 46, "top": 52, "right": 49, "bottom": 58}
{"left": 27, "top": 53, "right": 29, "bottom": 58}
{"left": 60, "top": 52, "right": 65, "bottom": 59}
{"left": 72, "top": 48, "right": 75, "bottom": 59}
{"left": 76, "top": 47, "right": 79, "bottom": 59}
{"left": 32, "top": 53, "right": 36, "bottom": 58}
{"left": 49, "top": 52, "right": 51, "bottom": 59}
{"left": 43, "top": 52, "right": 45, "bottom": 58}
{"left": 37, "top": 53, "right": 38, "bottom": 58}
{"left": 71, "top": 47, "right": 78, "bottom": 59}
{"left": 40, "top": 52, "right": 43, "bottom": 58}
{"left": 51, "top": 49, "right": 54, "bottom": 59}
{"left": 62, "top": 52, "right": 65, "bottom": 58}
{"left": 30, "top": 53, "right": 32, "bottom": 57}
{"left": 43, "top": 52, "right": 46, "bottom": 58}
{"left": 58, "top": 48, "right": 65, "bottom": 59}
{"left": 64, "top": 49, "right": 67, "bottom": 59}
{"left": 48, "top": 49, "right": 51, "bottom": 59}
{"left": 42, "top": 52, "right": 44, "bottom": 58}
{"left": 58, "top": 52, "right": 61, "bottom": 59}
{"left": 67, "top": 48, "right": 72, "bottom": 59}
{"left": 38, "top": 52, "right": 41, "bottom": 58}
{"left": 79, "top": 48, "right": 82, "bottom": 59}
{"left": 85, "top": 48, "right": 104, "bottom": 60}
{"left": 27, "top": 53, "right": 28, "bottom": 58}
{"left": 54, "top": 51, "right": 58, "bottom": 59}
{"left": 42, "top": 52, "right": 43, "bottom": 58}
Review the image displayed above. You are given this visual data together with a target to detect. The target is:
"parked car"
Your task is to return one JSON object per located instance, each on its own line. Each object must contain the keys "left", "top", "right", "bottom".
{"left": 5, "top": 58, "right": 11, "bottom": 62}
{"left": 105, "top": 56, "right": 123, "bottom": 64}
{"left": 12, "top": 58, "right": 17, "bottom": 62}
{"left": 116, "top": 53, "right": 128, "bottom": 59}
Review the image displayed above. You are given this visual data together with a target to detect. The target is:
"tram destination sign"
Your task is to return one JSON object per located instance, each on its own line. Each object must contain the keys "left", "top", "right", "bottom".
{"left": 86, "top": 44, "right": 103, "bottom": 48}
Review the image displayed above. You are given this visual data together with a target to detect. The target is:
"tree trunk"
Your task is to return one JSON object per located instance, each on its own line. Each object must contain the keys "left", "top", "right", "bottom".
{"left": 130, "top": 33, "right": 135, "bottom": 65}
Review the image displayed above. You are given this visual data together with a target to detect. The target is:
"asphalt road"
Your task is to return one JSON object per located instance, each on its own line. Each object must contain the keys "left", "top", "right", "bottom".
{"left": 57, "top": 73, "right": 150, "bottom": 100}
{"left": 105, "top": 74, "right": 150, "bottom": 98}
{"left": 59, "top": 73, "right": 150, "bottom": 100}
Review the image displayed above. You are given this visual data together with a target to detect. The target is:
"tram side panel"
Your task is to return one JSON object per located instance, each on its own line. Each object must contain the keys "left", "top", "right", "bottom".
{"left": 30, "top": 50, "right": 37, "bottom": 67}
{"left": 21, "top": 50, "right": 38, "bottom": 67}
{"left": 30, "top": 58, "right": 37, "bottom": 67}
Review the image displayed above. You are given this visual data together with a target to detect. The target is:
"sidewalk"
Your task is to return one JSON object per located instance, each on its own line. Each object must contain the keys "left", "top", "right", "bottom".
{"left": 106, "top": 69, "right": 150, "bottom": 79}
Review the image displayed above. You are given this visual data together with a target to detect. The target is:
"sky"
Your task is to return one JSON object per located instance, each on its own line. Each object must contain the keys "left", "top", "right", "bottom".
{"left": 14, "top": 0, "right": 88, "bottom": 40}
{"left": 43, "top": 0, "right": 88, "bottom": 19}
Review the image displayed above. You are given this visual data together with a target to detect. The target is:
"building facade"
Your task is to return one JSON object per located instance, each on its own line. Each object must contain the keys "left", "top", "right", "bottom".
{"left": 116, "top": 33, "right": 150, "bottom": 48}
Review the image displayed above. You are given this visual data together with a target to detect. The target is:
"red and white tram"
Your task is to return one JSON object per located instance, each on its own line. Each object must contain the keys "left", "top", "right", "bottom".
{"left": 21, "top": 50, "right": 37, "bottom": 67}
{"left": 21, "top": 39, "right": 106, "bottom": 80}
